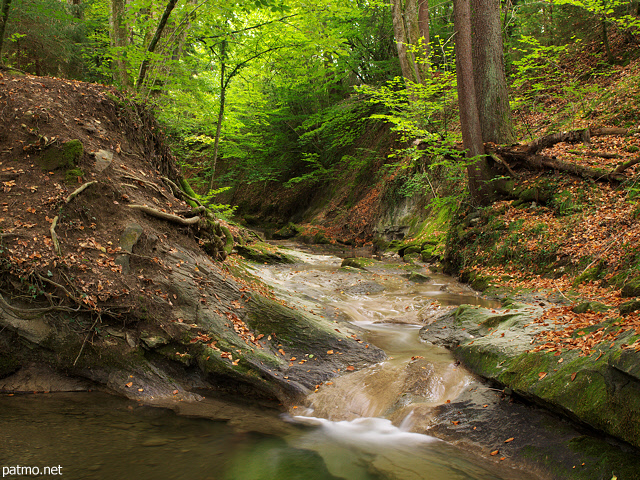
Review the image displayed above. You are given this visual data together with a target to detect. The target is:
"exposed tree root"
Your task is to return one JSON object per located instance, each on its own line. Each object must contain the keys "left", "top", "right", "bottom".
{"left": 65, "top": 180, "right": 97, "bottom": 204}
{"left": 128, "top": 204, "right": 201, "bottom": 225}
{"left": 50, "top": 215, "right": 61, "bottom": 255}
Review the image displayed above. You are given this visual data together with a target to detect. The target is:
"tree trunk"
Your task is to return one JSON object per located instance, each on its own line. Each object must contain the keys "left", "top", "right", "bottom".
{"left": 109, "top": 0, "right": 131, "bottom": 88}
{"left": 453, "top": 0, "right": 493, "bottom": 205}
{"left": 470, "top": 0, "right": 514, "bottom": 144}
{"left": 391, "top": 0, "right": 428, "bottom": 85}
{"left": 208, "top": 39, "right": 227, "bottom": 192}
{"left": 418, "top": 0, "right": 430, "bottom": 75}
{"left": 0, "top": 0, "right": 13, "bottom": 63}
{"left": 136, "top": 0, "right": 179, "bottom": 89}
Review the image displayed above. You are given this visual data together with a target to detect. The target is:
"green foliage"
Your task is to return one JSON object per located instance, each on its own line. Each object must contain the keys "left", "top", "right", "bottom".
{"left": 5, "top": 0, "right": 87, "bottom": 77}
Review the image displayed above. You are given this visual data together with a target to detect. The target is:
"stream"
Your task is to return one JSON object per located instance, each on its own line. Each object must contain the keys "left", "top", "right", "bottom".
{"left": 0, "top": 246, "right": 538, "bottom": 480}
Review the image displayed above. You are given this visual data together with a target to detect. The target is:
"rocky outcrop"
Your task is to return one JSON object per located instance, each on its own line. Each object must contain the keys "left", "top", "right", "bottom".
{"left": 420, "top": 302, "right": 640, "bottom": 450}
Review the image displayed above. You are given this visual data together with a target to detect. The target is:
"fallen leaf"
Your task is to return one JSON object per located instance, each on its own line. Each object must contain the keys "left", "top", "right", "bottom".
{"left": 327, "top": 350, "right": 334, "bottom": 354}
{"left": 504, "top": 437, "right": 514, "bottom": 443}
{"left": 346, "top": 365, "right": 355, "bottom": 371}
{"left": 125, "top": 382, "right": 133, "bottom": 388}
{"left": 538, "top": 372, "right": 547, "bottom": 380}
{"left": 490, "top": 450, "right": 499, "bottom": 456}
{"left": 571, "top": 372, "right": 577, "bottom": 381}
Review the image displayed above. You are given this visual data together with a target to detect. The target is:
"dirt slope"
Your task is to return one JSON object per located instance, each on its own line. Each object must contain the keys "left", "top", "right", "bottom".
{"left": 0, "top": 73, "right": 384, "bottom": 404}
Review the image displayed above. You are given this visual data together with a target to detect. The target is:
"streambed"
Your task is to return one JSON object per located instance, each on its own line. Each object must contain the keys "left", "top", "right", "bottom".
{"left": 0, "top": 247, "right": 552, "bottom": 479}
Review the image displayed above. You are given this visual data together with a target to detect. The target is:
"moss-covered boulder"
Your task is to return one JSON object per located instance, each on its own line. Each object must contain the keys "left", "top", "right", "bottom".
{"left": 273, "top": 222, "right": 302, "bottom": 240}
{"left": 38, "top": 139, "right": 83, "bottom": 171}
{"left": 619, "top": 299, "right": 640, "bottom": 316}
{"left": 340, "top": 257, "right": 373, "bottom": 270}
{"left": 572, "top": 301, "right": 611, "bottom": 314}
{"left": 622, "top": 277, "right": 640, "bottom": 298}
{"left": 235, "top": 243, "right": 297, "bottom": 264}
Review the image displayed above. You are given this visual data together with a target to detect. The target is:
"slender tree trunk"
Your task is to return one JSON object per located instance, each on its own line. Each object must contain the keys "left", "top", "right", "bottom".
{"left": 136, "top": 0, "right": 179, "bottom": 89}
{"left": 208, "top": 39, "right": 227, "bottom": 192}
{"left": 110, "top": 0, "right": 131, "bottom": 88}
{"left": 471, "top": 0, "right": 514, "bottom": 143}
{"left": 0, "top": 0, "right": 13, "bottom": 63}
{"left": 602, "top": 19, "right": 614, "bottom": 64}
{"left": 454, "top": 0, "right": 494, "bottom": 205}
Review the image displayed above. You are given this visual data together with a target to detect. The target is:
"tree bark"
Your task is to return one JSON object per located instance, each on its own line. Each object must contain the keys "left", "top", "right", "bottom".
{"left": 136, "top": 0, "right": 179, "bottom": 89}
{"left": 110, "top": 0, "right": 131, "bottom": 88}
{"left": 208, "top": 39, "right": 226, "bottom": 192}
{"left": 470, "top": 0, "right": 513, "bottom": 144}
{"left": 0, "top": 0, "right": 13, "bottom": 63}
{"left": 391, "top": 0, "right": 429, "bottom": 85}
{"left": 454, "top": 0, "right": 494, "bottom": 205}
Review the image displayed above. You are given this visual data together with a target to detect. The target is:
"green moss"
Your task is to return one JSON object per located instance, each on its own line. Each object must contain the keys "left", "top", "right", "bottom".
{"left": 569, "top": 436, "right": 640, "bottom": 479}
{"left": 64, "top": 168, "right": 84, "bottom": 184}
{"left": 38, "top": 139, "right": 83, "bottom": 171}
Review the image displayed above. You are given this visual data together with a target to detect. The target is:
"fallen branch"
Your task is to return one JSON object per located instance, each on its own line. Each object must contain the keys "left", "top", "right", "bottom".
{"left": 494, "top": 149, "right": 630, "bottom": 183}
{"left": 523, "top": 127, "right": 629, "bottom": 155}
{"left": 65, "top": 180, "right": 97, "bottom": 204}
{"left": 613, "top": 157, "right": 640, "bottom": 175}
{"left": 567, "top": 150, "right": 621, "bottom": 159}
{"left": 50, "top": 215, "right": 61, "bottom": 255}
{"left": 489, "top": 152, "right": 517, "bottom": 177}
{"left": 128, "top": 204, "right": 201, "bottom": 225}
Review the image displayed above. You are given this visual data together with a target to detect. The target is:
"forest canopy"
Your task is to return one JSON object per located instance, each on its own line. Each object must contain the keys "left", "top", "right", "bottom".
{"left": 1, "top": 0, "right": 638, "bottom": 198}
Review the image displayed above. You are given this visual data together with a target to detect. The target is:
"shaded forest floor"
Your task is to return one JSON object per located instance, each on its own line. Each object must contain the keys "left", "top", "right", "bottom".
{"left": 448, "top": 38, "right": 640, "bottom": 356}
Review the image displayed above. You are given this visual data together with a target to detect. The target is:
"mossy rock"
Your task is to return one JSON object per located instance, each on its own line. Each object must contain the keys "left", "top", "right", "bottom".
{"left": 403, "top": 253, "right": 421, "bottom": 263}
{"left": 572, "top": 301, "right": 611, "bottom": 314}
{"left": 38, "top": 139, "right": 83, "bottom": 171}
{"left": 620, "top": 299, "right": 640, "bottom": 316}
{"left": 340, "top": 257, "right": 371, "bottom": 270}
{"left": 407, "top": 272, "right": 431, "bottom": 283}
{"left": 573, "top": 262, "right": 607, "bottom": 286}
{"left": 312, "top": 231, "right": 331, "bottom": 244}
{"left": 64, "top": 168, "right": 84, "bottom": 184}
{"left": 236, "top": 244, "right": 297, "bottom": 264}
{"left": 403, "top": 245, "right": 422, "bottom": 255}
{"left": 273, "top": 222, "right": 302, "bottom": 240}
{"left": 622, "top": 277, "right": 640, "bottom": 297}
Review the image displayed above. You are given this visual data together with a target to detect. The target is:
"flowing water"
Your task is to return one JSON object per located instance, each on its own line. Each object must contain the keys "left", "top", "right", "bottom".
{"left": 0, "top": 247, "right": 537, "bottom": 480}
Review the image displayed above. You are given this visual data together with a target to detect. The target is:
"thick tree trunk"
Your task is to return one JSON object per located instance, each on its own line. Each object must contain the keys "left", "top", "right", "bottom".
{"left": 470, "top": 0, "right": 514, "bottom": 143}
{"left": 454, "top": 0, "right": 494, "bottom": 205}
{"left": 110, "top": 0, "right": 131, "bottom": 88}
{"left": 0, "top": 0, "right": 13, "bottom": 63}
{"left": 391, "top": 0, "right": 429, "bottom": 85}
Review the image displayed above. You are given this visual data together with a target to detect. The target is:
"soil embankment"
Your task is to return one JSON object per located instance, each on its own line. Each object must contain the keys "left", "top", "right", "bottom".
{"left": 0, "top": 74, "right": 384, "bottom": 405}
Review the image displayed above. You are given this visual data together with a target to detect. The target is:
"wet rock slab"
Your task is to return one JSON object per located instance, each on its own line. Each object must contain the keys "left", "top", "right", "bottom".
{"left": 418, "top": 300, "right": 640, "bottom": 477}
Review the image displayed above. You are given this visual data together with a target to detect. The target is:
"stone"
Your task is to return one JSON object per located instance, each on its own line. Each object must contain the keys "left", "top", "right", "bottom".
{"left": 622, "top": 278, "right": 640, "bottom": 298}
{"left": 94, "top": 149, "right": 114, "bottom": 172}
{"left": 619, "top": 299, "right": 640, "bottom": 316}
{"left": 272, "top": 222, "right": 301, "bottom": 239}
{"left": 407, "top": 272, "right": 431, "bottom": 283}
{"left": 572, "top": 301, "right": 611, "bottom": 314}
{"left": 115, "top": 223, "right": 143, "bottom": 274}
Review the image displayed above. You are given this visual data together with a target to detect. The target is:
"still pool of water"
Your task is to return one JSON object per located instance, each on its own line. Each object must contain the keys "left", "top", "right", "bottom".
{"left": 0, "top": 392, "right": 519, "bottom": 480}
